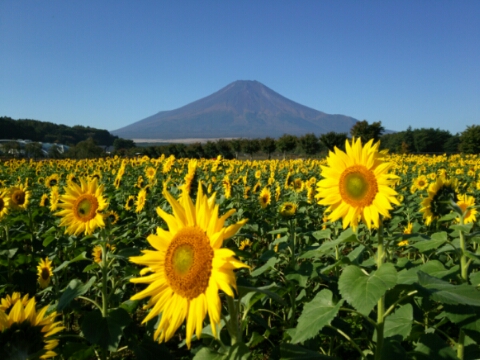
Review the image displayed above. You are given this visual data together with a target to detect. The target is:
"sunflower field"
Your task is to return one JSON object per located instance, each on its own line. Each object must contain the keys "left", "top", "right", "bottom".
{"left": 0, "top": 138, "right": 480, "bottom": 360}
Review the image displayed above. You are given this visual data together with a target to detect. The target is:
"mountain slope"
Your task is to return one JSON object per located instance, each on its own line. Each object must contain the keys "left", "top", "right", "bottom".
{"left": 111, "top": 80, "right": 358, "bottom": 139}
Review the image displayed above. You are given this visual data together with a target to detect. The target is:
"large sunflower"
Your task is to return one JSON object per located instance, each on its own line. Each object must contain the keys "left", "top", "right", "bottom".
{"left": 56, "top": 178, "right": 108, "bottom": 236}
{"left": 0, "top": 295, "right": 63, "bottom": 359}
{"left": 316, "top": 138, "right": 399, "bottom": 229}
{"left": 9, "top": 184, "right": 30, "bottom": 211}
{"left": 129, "top": 183, "right": 248, "bottom": 348}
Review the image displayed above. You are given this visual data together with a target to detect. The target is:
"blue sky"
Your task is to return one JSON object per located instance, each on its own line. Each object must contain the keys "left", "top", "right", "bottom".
{"left": 1, "top": 1, "right": 479, "bottom": 135}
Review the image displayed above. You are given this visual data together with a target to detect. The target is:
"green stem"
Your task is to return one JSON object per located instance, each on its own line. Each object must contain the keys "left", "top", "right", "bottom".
{"left": 78, "top": 296, "right": 103, "bottom": 312}
{"left": 375, "top": 219, "right": 385, "bottom": 360}
{"left": 458, "top": 216, "right": 468, "bottom": 283}
{"left": 327, "top": 325, "right": 365, "bottom": 359}
{"left": 457, "top": 331, "right": 465, "bottom": 360}
{"left": 100, "top": 241, "right": 109, "bottom": 360}
{"left": 383, "top": 290, "right": 418, "bottom": 318}
{"left": 226, "top": 296, "right": 241, "bottom": 345}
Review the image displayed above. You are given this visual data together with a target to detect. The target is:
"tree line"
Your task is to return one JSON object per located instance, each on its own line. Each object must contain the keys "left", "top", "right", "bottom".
{"left": 0, "top": 116, "right": 118, "bottom": 146}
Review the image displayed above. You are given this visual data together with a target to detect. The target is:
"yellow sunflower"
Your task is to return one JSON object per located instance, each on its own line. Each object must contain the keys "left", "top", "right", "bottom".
{"left": 420, "top": 177, "right": 458, "bottom": 226}
{"left": 9, "top": 184, "right": 30, "bottom": 211}
{"left": 413, "top": 175, "right": 429, "bottom": 191}
{"left": 104, "top": 210, "right": 120, "bottom": 225}
{"left": 45, "top": 173, "right": 60, "bottom": 188}
{"left": 316, "top": 138, "right": 399, "bottom": 230}
{"left": 56, "top": 178, "right": 108, "bottom": 236}
{"left": 0, "top": 295, "right": 63, "bottom": 359}
{"left": 239, "top": 239, "right": 253, "bottom": 250}
{"left": 40, "top": 193, "right": 50, "bottom": 208}
{"left": 259, "top": 187, "right": 271, "bottom": 209}
{"left": 37, "top": 257, "right": 54, "bottom": 289}
{"left": 279, "top": 202, "right": 298, "bottom": 218}
{"left": 0, "top": 190, "right": 9, "bottom": 219}
{"left": 125, "top": 195, "right": 136, "bottom": 211}
{"left": 398, "top": 222, "right": 413, "bottom": 246}
{"left": 129, "top": 183, "right": 248, "bottom": 348}
{"left": 49, "top": 186, "right": 60, "bottom": 212}
{"left": 135, "top": 188, "right": 147, "bottom": 213}
{"left": 145, "top": 166, "right": 157, "bottom": 181}
{"left": 0, "top": 292, "right": 30, "bottom": 312}
{"left": 456, "top": 194, "right": 477, "bottom": 224}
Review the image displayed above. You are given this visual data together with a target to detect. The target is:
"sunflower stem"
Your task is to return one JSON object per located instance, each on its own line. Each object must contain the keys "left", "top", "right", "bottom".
{"left": 374, "top": 219, "right": 385, "bottom": 360}
{"left": 226, "top": 295, "right": 241, "bottom": 345}
{"left": 458, "top": 216, "right": 468, "bottom": 283}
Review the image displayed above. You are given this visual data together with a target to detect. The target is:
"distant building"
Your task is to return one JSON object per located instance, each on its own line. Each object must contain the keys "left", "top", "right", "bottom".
{"left": 0, "top": 139, "right": 69, "bottom": 157}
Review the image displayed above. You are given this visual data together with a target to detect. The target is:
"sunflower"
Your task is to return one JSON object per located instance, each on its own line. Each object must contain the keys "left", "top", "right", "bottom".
{"left": 104, "top": 210, "right": 119, "bottom": 225}
{"left": 259, "top": 187, "right": 271, "bottom": 209}
{"left": 279, "top": 202, "right": 298, "bottom": 218}
{"left": 398, "top": 222, "right": 413, "bottom": 246}
{"left": 45, "top": 173, "right": 60, "bottom": 188}
{"left": 92, "top": 244, "right": 116, "bottom": 264}
{"left": 56, "top": 178, "right": 108, "bottom": 236}
{"left": 49, "top": 186, "right": 60, "bottom": 212}
{"left": 239, "top": 239, "right": 253, "bottom": 250}
{"left": 420, "top": 177, "right": 458, "bottom": 226}
{"left": 413, "top": 175, "right": 429, "bottom": 191}
{"left": 129, "top": 183, "right": 248, "bottom": 348}
{"left": 40, "top": 193, "right": 50, "bottom": 208}
{"left": 0, "top": 190, "right": 9, "bottom": 219}
{"left": 0, "top": 295, "right": 63, "bottom": 359}
{"left": 0, "top": 292, "right": 30, "bottom": 312}
{"left": 145, "top": 166, "right": 157, "bottom": 181}
{"left": 456, "top": 194, "right": 477, "bottom": 224}
{"left": 37, "top": 257, "right": 54, "bottom": 289}
{"left": 9, "top": 184, "right": 30, "bottom": 211}
{"left": 125, "top": 195, "right": 136, "bottom": 210}
{"left": 135, "top": 188, "right": 147, "bottom": 213}
{"left": 316, "top": 138, "right": 399, "bottom": 230}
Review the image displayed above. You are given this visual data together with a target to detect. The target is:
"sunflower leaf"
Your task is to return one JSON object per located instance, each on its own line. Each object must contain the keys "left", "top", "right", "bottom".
{"left": 338, "top": 263, "right": 397, "bottom": 315}
{"left": 291, "top": 289, "right": 344, "bottom": 343}
{"left": 57, "top": 276, "right": 96, "bottom": 311}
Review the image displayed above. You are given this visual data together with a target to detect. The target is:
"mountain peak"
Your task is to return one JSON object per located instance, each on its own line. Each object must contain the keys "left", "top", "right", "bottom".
{"left": 111, "top": 81, "right": 358, "bottom": 140}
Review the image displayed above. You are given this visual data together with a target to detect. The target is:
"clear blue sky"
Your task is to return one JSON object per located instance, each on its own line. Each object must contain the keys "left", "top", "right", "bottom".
{"left": 1, "top": 1, "right": 479, "bottom": 135}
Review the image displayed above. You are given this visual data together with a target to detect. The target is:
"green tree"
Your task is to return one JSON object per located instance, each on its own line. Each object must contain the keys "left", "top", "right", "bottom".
{"left": 66, "top": 138, "right": 104, "bottom": 159}
{"left": 319, "top": 132, "right": 348, "bottom": 151}
{"left": 113, "top": 138, "right": 136, "bottom": 152}
{"left": 260, "top": 137, "right": 276, "bottom": 159}
{"left": 25, "top": 142, "right": 44, "bottom": 160}
{"left": 350, "top": 120, "right": 384, "bottom": 143}
{"left": 185, "top": 143, "right": 204, "bottom": 159}
{"left": 203, "top": 141, "right": 218, "bottom": 158}
{"left": 276, "top": 134, "right": 298, "bottom": 159}
{"left": 299, "top": 133, "right": 322, "bottom": 156}
{"left": 216, "top": 139, "right": 234, "bottom": 159}
{"left": 460, "top": 125, "right": 480, "bottom": 154}
{"left": 230, "top": 138, "right": 243, "bottom": 159}
{"left": 242, "top": 139, "right": 261, "bottom": 160}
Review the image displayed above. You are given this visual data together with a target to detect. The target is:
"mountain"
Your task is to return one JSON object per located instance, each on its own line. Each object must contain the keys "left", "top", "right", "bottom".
{"left": 111, "top": 80, "right": 359, "bottom": 140}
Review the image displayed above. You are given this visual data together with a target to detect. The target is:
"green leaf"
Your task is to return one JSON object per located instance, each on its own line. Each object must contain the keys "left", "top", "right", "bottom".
{"left": 268, "top": 228, "right": 288, "bottom": 235}
{"left": 291, "top": 289, "right": 344, "bottom": 343}
{"left": 279, "top": 343, "right": 338, "bottom": 359}
{"left": 418, "top": 271, "right": 480, "bottom": 306}
{"left": 397, "top": 260, "right": 459, "bottom": 285}
{"left": 57, "top": 276, "right": 96, "bottom": 311}
{"left": 54, "top": 252, "right": 89, "bottom": 273}
{"left": 192, "top": 347, "right": 225, "bottom": 360}
{"left": 81, "top": 308, "right": 132, "bottom": 351}
{"left": 338, "top": 263, "right": 397, "bottom": 315}
{"left": 413, "top": 333, "right": 458, "bottom": 359}
{"left": 250, "top": 257, "right": 278, "bottom": 277}
{"left": 299, "top": 228, "right": 356, "bottom": 259}
{"left": 312, "top": 229, "right": 332, "bottom": 240}
{"left": 380, "top": 338, "right": 407, "bottom": 360}
{"left": 470, "top": 271, "right": 480, "bottom": 286}
{"left": 383, "top": 304, "right": 413, "bottom": 340}
{"left": 412, "top": 232, "right": 448, "bottom": 253}
{"left": 226, "top": 343, "right": 251, "bottom": 360}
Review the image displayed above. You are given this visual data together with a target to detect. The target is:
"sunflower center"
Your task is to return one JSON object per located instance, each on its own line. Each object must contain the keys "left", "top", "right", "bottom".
{"left": 164, "top": 226, "right": 213, "bottom": 300}
{"left": 339, "top": 165, "right": 378, "bottom": 207}
{"left": 0, "top": 198, "right": 4, "bottom": 211}
{"left": 73, "top": 194, "right": 99, "bottom": 221}
{"left": 41, "top": 268, "right": 50, "bottom": 280}
{"left": 13, "top": 190, "right": 26, "bottom": 205}
{"left": 49, "top": 179, "right": 57, "bottom": 187}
